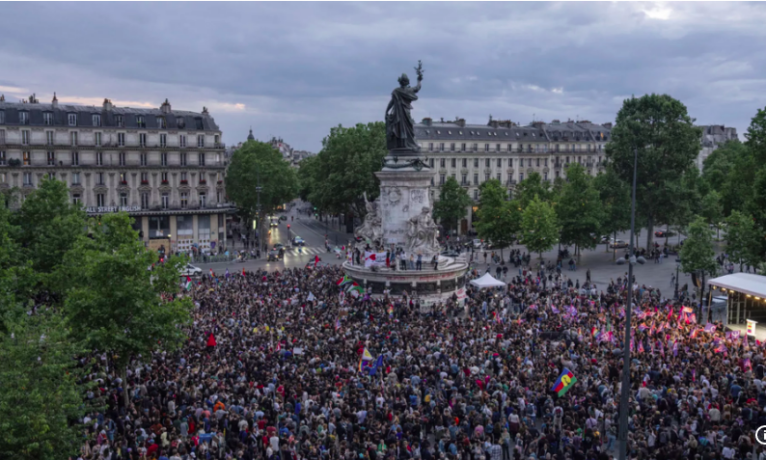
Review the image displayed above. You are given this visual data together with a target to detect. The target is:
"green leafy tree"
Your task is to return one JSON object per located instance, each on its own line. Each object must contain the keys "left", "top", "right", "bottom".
{"left": 475, "top": 179, "right": 519, "bottom": 257}
{"left": 725, "top": 211, "right": 760, "bottom": 271}
{"left": 520, "top": 195, "right": 559, "bottom": 261}
{"left": 226, "top": 140, "right": 298, "bottom": 250}
{"left": 700, "top": 190, "right": 723, "bottom": 240}
{"left": 11, "top": 178, "right": 86, "bottom": 294}
{"left": 306, "top": 122, "right": 387, "bottom": 219}
{"left": 433, "top": 176, "right": 471, "bottom": 235}
{"left": 745, "top": 106, "right": 766, "bottom": 164}
{"left": 606, "top": 94, "right": 702, "bottom": 251}
{"left": 555, "top": 163, "right": 603, "bottom": 259}
{"left": 64, "top": 213, "right": 192, "bottom": 404}
{"left": 513, "top": 171, "right": 552, "bottom": 209}
{"left": 297, "top": 155, "right": 319, "bottom": 202}
{"left": 0, "top": 313, "right": 96, "bottom": 460}
{"left": 0, "top": 203, "right": 35, "bottom": 333}
{"left": 593, "top": 169, "right": 631, "bottom": 254}
{"left": 680, "top": 216, "right": 717, "bottom": 300}
{"left": 747, "top": 168, "right": 766, "bottom": 258}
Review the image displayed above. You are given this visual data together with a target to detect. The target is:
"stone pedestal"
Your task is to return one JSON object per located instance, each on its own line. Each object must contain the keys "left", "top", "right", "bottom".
{"left": 375, "top": 165, "right": 436, "bottom": 256}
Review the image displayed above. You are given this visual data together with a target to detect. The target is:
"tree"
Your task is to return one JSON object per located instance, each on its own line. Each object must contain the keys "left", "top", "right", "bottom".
{"left": 11, "top": 178, "right": 86, "bottom": 294}
{"left": 226, "top": 140, "right": 298, "bottom": 250}
{"left": 555, "top": 163, "right": 603, "bottom": 259}
{"left": 513, "top": 172, "right": 552, "bottom": 209}
{"left": 700, "top": 190, "right": 723, "bottom": 239}
{"left": 297, "top": 155, "right": 319, "bottom": 203}
{"left": 725, "top": 211, "right": 760, "bottom": 271}
{"left": 745, "top": 106, "right": 766, "bottom": 164}
{"left": 680, "top": 216, "right": 717, "bottom": 301}
{"left": 475, "top": 179, "right": 520, "bottom": 256}
{"left": 306, "top": 122, "right": 387, "bottom": 219}
{"left": 433, "top": 176, "right": 471, "bottom": 235}
{"left": 0, "top": 202, "right": 35, "bottom": 333}
{"left": 593, "top": 169, "right": 631, "bottom": 254}
{"left": 64, "top": 213, "right": 192, "bottom": 404}
{"left": 606, "top": 94, "right": 702, "bottom": 251}
{"left": 0, "top": 313, "right": 96, "bottom": 460}
{"left": 520, "top": 195, "right": 559, "bottom": 261}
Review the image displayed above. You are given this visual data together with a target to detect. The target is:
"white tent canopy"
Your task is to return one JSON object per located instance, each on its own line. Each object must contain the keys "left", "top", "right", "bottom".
{"left": 708, "top": 273, "right": 766, "bottom": 298}
{"left": 470, "top": 273, "right": 506, "bottom": 289}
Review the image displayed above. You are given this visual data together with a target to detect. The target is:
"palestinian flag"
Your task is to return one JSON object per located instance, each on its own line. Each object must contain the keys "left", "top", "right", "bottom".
{"left": 551, "top": 368, "right": 577, "bottom": 397}
{"left": 337, "top": 275, "right": 352, "bottom": 287}
{"left": 185, "top": 276, "right": 192, "bottom": 291}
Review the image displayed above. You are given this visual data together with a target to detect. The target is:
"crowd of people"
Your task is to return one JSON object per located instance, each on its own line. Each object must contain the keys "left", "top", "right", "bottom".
{"left": 75, "top": 260, "right": 766, "bottom": 460}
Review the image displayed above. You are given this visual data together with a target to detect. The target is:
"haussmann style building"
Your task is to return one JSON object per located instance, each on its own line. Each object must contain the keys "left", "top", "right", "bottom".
{"left": 0, "top": 93, "right": 235, "bottom": 254}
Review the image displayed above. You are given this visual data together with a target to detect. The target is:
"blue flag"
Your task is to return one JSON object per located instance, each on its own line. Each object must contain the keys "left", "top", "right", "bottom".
{"left": 368, "top": 355, "right": 384, "bottom": 376}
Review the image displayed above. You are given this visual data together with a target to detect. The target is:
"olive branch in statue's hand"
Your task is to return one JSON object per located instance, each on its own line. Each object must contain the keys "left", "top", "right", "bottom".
{"left": 415, "top": 60, "right": 424, "bottom": 82}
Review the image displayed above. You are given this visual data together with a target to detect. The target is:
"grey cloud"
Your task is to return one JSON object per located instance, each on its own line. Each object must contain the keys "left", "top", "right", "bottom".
{"left": 1, "top": 2, "right": 766, "bottom": 151}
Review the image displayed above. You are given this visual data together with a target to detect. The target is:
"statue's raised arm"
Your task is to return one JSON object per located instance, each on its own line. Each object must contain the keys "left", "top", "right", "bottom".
{"left": 385, "top": 61, "right": 424, "bottom": 153}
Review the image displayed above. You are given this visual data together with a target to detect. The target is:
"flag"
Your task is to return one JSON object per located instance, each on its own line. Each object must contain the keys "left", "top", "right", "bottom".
{"left": 704, "top": 323, "right": 716, "bottom": 333}
{"left": 337, "top": 275, "right": 352, "bottom": 287}
{"left": 388, "top": 305, "right": 394, "bottom": 318}
{"left": 185, "top": 276, "right": 192, "bottom": 291}
{"left": 314, "top": 255, "right": 319, "bottom": 268}
{"left": 368, "top": 355, "right": 384, "bottom": 376}
{"left": 638, "top": 324, "right": 648, "bottom": 332}
{"left": 209, "top": 268, "right": 214, "bottom": 277}
{"left": 307, "top": 292, "right": 316, "bottom": 302}
{"left": 242, "top": 267, "right": 246, "bottom": 277}
{"left": 690, "top": 328, "right": 699, "bottom": 339}
{"left": 361, "top": 348, "right": 374, "bottom": 361}
{"left": 349, "top": 284, "right": 364, "bottom": 297}
{"left": 551, "top": 368, "right": 577, "bottom": 397}
{"left": 334, "top": 318, "right": 341, "bottom": 330}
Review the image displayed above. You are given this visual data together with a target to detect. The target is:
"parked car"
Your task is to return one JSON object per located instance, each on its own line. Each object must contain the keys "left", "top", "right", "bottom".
{"left": 293, "top": 236, "right": 305, "bottom": 247}
{"left": 654, "top": 230, "right": 676, "bottom": 238}
{"left": 267, "top": 249, "right": 281, "bottom": 262}
{"left": 609, "top": 239, "right": 628, "bottom": 249}
{"left": 181, "top": 263, "right": 202, "bottom": 276}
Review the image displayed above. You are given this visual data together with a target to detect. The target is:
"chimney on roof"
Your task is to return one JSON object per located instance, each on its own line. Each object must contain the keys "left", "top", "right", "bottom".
{"left": 103, "top": 98, "right": 113, "bottom": 111}
{"left": 52, "top": 92, "right": 58, "bottom": 108}
{"left": 29, "top": 93, "right": 38, "bottom": 104}
{"left": 440, "top": 117, "right": 444, "bottom": 123}
{"left": 532, "top": 121, "right": 546, "bottom": 128}
{"left": 422, "top": 117, "right": 432, "bottom": 127}
{"left": 0, "top": 94, "right": 4, "bottom": 102}
{"left": 160, "top": 98, "right": 171, "bottom": 114}
{"left": 456, "top": 118, "right": 466, "bottom": 128}
{"left": 551, "top": 119, "right": 560, "bottom": 124}
{"left": 202, "top": 106, "right": 209, "bottom": 116}
{"left": 602, "top": 122, "right": 613, "bottom": 129}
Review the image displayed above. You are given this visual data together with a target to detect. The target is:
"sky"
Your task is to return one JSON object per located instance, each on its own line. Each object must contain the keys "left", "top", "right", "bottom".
{"left": 1, "top": 2, "right": 765, "bottom": 152}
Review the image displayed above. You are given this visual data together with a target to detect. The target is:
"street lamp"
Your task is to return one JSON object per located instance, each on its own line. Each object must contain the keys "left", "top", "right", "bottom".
{"left": 674, "top": 259, "right": 680, "bottom": 300}
{"left": 618, "top": 146, "right": 638, "bottom": 460}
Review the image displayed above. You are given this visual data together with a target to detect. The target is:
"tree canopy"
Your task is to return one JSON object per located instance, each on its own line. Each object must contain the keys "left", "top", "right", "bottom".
{"left": 520, "top": 195, "right": 559, "bottom": 260}
{"left": 555, "top": 163, "right": 603, "bottom": 257}
{"left": 475, "top": 179, "right": 519, "bottom": 254}
{"left": 432, "top": 175, "right": 471, "bottom": 235}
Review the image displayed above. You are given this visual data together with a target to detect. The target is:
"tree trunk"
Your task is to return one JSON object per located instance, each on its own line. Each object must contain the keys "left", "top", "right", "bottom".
{"left": 121, "top": 365, "right": 130, "bottom": 408}
{"left": 646, "top": 219, "right": 654, "bottom": 253}
{"left": 613, "top": 231, "right": 617, "bottom": 261}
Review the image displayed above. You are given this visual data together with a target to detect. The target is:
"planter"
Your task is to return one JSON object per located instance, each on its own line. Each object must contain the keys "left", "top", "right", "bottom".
{"left": 120, "top": 181, "right": 128, "bottom": 185}
{"left": 180, "top": 180, "right": 188, "bottom": 185}
{"left": 161, "top": 180, "right": 169, "bottom": 185}
{"left": 141, "top": 180, "right": 149, "bottom": 185}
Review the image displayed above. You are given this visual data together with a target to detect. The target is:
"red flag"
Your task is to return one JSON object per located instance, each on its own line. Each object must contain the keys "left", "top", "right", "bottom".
{"left": 242, "top": 267, "right": 246, "bottom": 277}
{"left": 314, "top": 255, "right": 319, "bottom": 268}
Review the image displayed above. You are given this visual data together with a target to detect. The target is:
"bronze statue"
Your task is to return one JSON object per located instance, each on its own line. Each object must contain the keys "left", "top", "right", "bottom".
{"left": 385, "top": 61, "right": 424, "bottom": 153}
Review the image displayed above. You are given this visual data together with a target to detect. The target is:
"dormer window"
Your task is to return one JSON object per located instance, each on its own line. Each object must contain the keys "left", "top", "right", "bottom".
{"left": 156, "top": 116, "right": 166, "bottom": 129}
{"left": 19, "top": 111, "right": 29, "bottom": 125}
{"left": 195, "top": 117, "right": 204, "bottom": 130}
{"left": 176, "top": 117, "right": 185, "bottom": 129}
{"left": 92, "top": 114, "right": 101, "bottom": 127}
{"left": 115, "top": 115, "right": 124, "bottom": 127}
{"left": 68, "top": 113, "right": 77, "bottom": 126}
{"left": 43, "top": 112, "right": 53, "bottom": 125}
{"left": 136, "top": 115, "right": 145, "bottom": 128}
{"left": 0, "top": 110, "right": 4, "bottom": 124}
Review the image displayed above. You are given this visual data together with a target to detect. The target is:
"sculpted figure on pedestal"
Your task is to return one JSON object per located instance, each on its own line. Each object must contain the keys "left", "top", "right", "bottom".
{"left": 354, "top": 192, "right": 383, "bottom": 249}
{"left": 406, "top": 206, "right": 439, "bottom": 256}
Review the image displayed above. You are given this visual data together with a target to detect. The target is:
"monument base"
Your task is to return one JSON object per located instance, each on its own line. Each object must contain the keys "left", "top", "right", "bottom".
{"left": 342, "top": 255, "right": 469, "bottom": 306}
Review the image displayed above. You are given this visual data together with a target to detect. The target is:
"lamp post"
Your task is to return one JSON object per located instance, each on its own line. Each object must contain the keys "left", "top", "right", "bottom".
{"left": 674, "top": 259, "right": 680, "bottom": 300}
{"left": 618, "top": 146, "right": 638, "bottom": 460}
{"left": 255, "top": 170, "right": 262, "bottom": 259}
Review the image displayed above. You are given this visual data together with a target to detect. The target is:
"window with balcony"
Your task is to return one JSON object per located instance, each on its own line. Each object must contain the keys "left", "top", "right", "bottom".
{"left": 519, "top": 173, "right": 524, "bottom": 181}
{"left": 120, "top": 192, "right": 128, "bottom": 207}
{"left": 179, "top": 135, "right": 186, "bottom": 147}
{"left": 96, "top": 152, "right": 103, "bottom": 166}
{"left": 119, "top": 172, "right": 127, "bottom": 184}
{"left": 199, "top": 174, "right": 206, "bottom": 185}
{"left": 566, "top": 156, "right": 570, "bottom": 164}
{"left": 473, "top": 189, "right": 478, "bottom": 200}
{"left": 43, "top": 112, "right": 53, "bottom": 125}
{"left": 180, "top": 172, "right": 187, "bottom": 183}
{"left": 47, "top": 152, "right": 55, "bottom": 166}
{"left": 439, "top": 174, "right": 445, "bottom": 186}
{"left": 496, "top": 158, "right": 502, "bottom": 168}
{"left": 461, "top": 143, "right": 466, "bottom": 152}
{"left": 472, "top": 143, "right": 478, "bottom": 151}
{"left": 0, "top": 151, "right": 5, "bottom": 166}
{"left": 19, "top": 111, "right": 29, "bottom": 125}
{"left": 509, "top": 158, "right": 513, "bottom": 168}
{"left": 70, "top": 132, "right": 78, "bottom": 146}
{"left": 180, "top": 152, "right": 187, "bottom": 166}
{"left": 139, "top": 133, "right": 147, "bottom": 147}
{"left": 216, "top": 190, "right": 223, "bottom": 204}
{"left": 141, "top": 172, "right": 148, "bottom": 184}
{"left": 428, "top": 143, "right": 433, "bottom": 152}
{"left": 473, "top": 159, "right": 478, "bottom": 168}
{"left": 197, "top": 135, "right": 205, "bottom": 148}
{"left": 0, "top": 130, "right": 4, "bottom": 144}
{"left": 67, "top": 113, "right": 77, "bottom": 126}
{"left": 22, "top": 130, "right": 30, "bottom": 145}
{"left": 161, "top": 172, "right": 168, "bottom": 183}
{"left": 473, "top": 173, "right": 478, "bottom": 185}
{"left": 520, "top": 158, "right": 524, "bottom": 167}
{"left": 450, "top": 143, "right": 455, "bottom": 152}
{"left": 92, "top": 114, "right": 101, "bottom": 127}
{"left": 555, "top": 170, "right": 560, "bottom": 178}
{"left": 119, "top": 152, "right": 126, "bottom": 166}
{"left": 23, "top": 151, "right": 30, "bottom": 166}
{"left": 94, "top": 132, "right": 101, "bottom": 146}
{"left": 136, "top": 116, "right": 145, "bottom": 128}
{"left": 161, "top": 193, "right": 169, "bottom": 209}
{"left": 485, "top": 158, "right": 490, "bottom": 168}
{"left": 544, "top": 172, "right": 548, "bottom": 181}
{"left": 439, "top": 143, "right": 444, "bottom": 152}
{"left": 96, "top": 193, "right": 105, "bottom": 207}
{"left": 160, "top": 134, "right": 167, "bottom": 148}
{"left": 482, "top": 144, "right": 488, "bottom": 152}
{"left": 461, "top": 174, "right": 467, "bottom": 185}
{"left": 462, "top": 158, "right": 467, "bottom": 168}
{"left": 72, "top": 194, "right": 81, "bottom": 205}
{"left": 198, "top": 153, "right": 205, "bottom": 166}
{"left": 428, "top": 158, "right": 434, "bottom": 168}
{"left": 536, "top": 158, "right": 540, "bottom": 167}
{"left": 117, "top": 133, "right": 125, "bottom": 146}
{"left": 161, "top": 153, "right": 167, "bottom": 166}
{"left": 439, "top": 158, "right": 445, "bottom": 168}
{"left": 451, "top": 158, "right": 456, "bottom": 168}
{"left": 544, "top": 158, "right": 548, "bottom": 167}
{"left": 96, "top": 173, "right": 104, "bottom": 185}
{"left": 72, "top": 172, "right": 80, "bottom": 185}
{"left": 507, "top": 173, "right": 513, "bottom": 185}
{"left": 199, "top": 192, "right": 206, "bottom": 208}
{"left": 23, "top": 172, "right": 32, "bottom": 185}
{"left": 180, "top": 192, "right": 188, "bottom": 209}
{"left": 140, "top": 153, "right": 147, "bottom": 166}
{"left": 484, "top": 173, "right": 490, "bottom": 182}
{"left": 141, "top": 192, "right": 150, "bottom": 210}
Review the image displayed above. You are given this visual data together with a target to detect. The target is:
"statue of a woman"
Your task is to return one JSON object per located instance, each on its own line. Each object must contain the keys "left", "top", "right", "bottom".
{"left": 385, "top": 61, "right": 424, "bottom": 153}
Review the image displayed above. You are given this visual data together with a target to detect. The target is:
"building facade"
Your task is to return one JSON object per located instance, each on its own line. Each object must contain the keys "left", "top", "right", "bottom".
{"left": 416, "top": 116, "right": 612, "bottom": 234}
{"left": 696, "top": 125, "right": 738, "bottom": 171}
{"left": 0, "top": 95, "right": 235, "bottom": 253}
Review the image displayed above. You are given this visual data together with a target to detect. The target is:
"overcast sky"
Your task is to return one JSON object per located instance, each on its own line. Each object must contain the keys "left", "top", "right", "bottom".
{"left": 2, "top": 2, "right": 765, "bottom": 152}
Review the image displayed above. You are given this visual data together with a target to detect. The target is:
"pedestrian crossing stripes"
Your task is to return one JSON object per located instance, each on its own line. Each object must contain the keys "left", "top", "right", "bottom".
{"left": 284, "top": 246, "right": 332, "bottom": 256}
